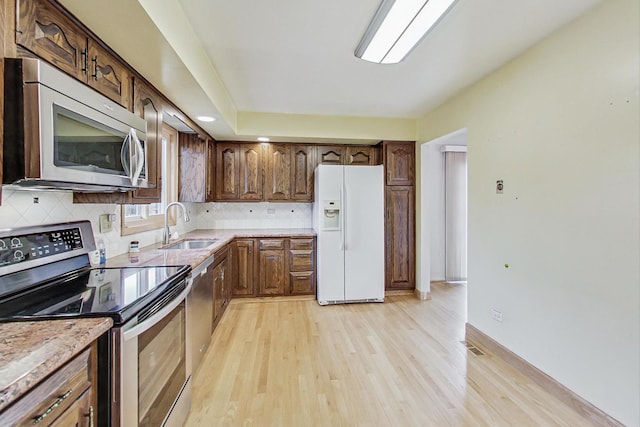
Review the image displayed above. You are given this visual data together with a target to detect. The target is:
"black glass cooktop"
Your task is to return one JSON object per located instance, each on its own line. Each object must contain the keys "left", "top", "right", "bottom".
{"left": 0, "top": 265, "right": 190, "bottom": 325}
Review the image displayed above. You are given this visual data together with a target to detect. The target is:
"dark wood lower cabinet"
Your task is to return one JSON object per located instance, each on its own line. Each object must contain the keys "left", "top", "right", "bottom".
{"left": 232, "top": 239, "right": 256, "bottom": 297}
{"left": 385, "top": 186, "right": 415, "bottom": 289}
{"left": 212, "top": 246, "right": 230, "bottom": 329}
{"left": 0, "top": 344, "right": 96, "bottom": 426}
{"left": 258, "top": 239, "right": 287, "bottom": 295}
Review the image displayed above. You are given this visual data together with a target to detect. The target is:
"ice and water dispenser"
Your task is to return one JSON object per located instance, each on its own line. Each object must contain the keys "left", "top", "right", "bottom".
{"left": 322, "top": 200, "right": 341, "bottom": 230}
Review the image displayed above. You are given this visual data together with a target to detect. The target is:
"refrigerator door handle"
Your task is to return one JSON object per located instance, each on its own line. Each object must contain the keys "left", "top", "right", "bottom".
{"left": 340, "top": 179, "right": 345, "bottom": 251}
{"left": 343, "top": 178, "right": 348, "bottom": 251}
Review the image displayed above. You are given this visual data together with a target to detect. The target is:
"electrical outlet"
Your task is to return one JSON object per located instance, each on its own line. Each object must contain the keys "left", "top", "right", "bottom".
{"left": 492, "top": 309, "right": 503, "bottom": 322}
{"left": 99, "top": 214, "right": 112, "bottom": 233}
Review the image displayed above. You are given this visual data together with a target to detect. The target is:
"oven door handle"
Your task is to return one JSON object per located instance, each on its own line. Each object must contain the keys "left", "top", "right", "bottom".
{"left": 123, "top": 285, "right": 190, "bottom": 341}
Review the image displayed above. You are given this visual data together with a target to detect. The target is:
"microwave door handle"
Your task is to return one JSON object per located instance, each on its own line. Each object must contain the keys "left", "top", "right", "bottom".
{"left": 120, "top": 132, "right": 131, "bottom": 179}
{"left": 130, "top": 129, "right": 144, "bottom": 184}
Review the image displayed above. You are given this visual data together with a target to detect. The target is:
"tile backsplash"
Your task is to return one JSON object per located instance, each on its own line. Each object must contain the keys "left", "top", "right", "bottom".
{"left": 0, "top": 188, "right": 196, "bottom": 258}
{"left": 196, "top": 202, "right": 312, "bottom": 229}
{"left": 0, "top": 189, "right": 313, "bottom": 258}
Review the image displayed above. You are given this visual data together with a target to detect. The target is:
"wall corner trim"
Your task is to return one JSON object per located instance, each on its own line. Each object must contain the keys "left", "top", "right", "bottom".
{"left": 465, "top": 323, "right": 625, "bottom": 427}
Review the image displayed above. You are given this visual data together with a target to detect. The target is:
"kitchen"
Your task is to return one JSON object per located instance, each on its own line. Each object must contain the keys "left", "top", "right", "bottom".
{"left": 0, "top": 0, "right": 638, "bottom": 426}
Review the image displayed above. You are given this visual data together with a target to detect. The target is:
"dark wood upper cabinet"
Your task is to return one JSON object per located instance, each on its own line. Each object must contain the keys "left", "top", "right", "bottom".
{"left": 16, "top": 0, "right": 87, "bottom": 81}
{"left": 346, "top": 146, "right": 375, "bottom": 165}
{"left": 179, "top": 132, "right": 207, "bottom": 202}
{"left": 86, "top": 40, "right": 131, "bottom": 109}
{"left": 130, "top": 78, "right": 162, "bottom": 203}
{"left": 384, "top": 141, "right": 415, "bottom": 186}
{"left": 215, "top": 143, "right": 240, "bottom": 200}
{"left": 16, "top": 0, "right": 132, "bottom": 108}
{"left": 290, "top": 145, "right": 315, "bottom": 201}
{"left": 265, "top": 143, "right": 291, "bottom": 201}
{"left": 205, "top": 138, "right": 215, "bottom": 202}
{"left": 317, "top": 145, "right": 345, "bottom": 165}
{"left": 239, "top": 144, "right": 263, "bottom": 200}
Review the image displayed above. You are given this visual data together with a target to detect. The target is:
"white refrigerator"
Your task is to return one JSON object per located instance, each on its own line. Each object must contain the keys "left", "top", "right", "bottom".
{"left": 313, "top": 164, "right": 384, "bottom": 305}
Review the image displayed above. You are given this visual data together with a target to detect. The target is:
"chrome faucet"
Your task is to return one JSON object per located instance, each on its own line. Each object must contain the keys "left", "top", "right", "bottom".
{"left": 164, "top": 202, "right": 190, "bottom": 244}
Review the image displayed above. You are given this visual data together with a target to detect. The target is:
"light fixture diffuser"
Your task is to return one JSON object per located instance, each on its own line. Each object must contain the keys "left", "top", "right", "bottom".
{"left": 196, "top": 115, "right": 216, "bottom": 122}
{"left": 355, "top": 0, "right": 457, "bottom": 64}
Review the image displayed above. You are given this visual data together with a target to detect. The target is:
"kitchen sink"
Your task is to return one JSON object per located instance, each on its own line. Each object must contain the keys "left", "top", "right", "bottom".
{"left": 164, "top": 239, "right": 219, "bottom": 250}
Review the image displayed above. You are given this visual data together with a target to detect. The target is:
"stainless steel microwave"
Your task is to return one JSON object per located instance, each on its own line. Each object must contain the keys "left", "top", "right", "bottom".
{"left": 3, "top": 58, "right": 148, "bottom": 192}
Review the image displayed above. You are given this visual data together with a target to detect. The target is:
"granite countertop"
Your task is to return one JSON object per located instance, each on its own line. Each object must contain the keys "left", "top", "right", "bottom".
{"left": 107, "top": 228, "right": 316, "bottom": 269}
{"left": 0, "top": 317, "right": 113, "bottom": 412}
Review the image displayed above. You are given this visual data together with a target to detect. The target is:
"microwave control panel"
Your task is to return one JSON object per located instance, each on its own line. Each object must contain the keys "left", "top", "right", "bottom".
{"left": 0, "top": 227, "right": 83, "bottom": 267}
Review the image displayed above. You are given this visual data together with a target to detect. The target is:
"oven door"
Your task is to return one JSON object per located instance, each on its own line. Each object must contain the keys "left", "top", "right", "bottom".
{"left": 113, "top": 285, "right": 191, "bottom": 427}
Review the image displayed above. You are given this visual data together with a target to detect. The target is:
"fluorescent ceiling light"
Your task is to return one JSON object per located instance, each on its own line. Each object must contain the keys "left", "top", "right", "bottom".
{"left": 355, "top": 0, "right": 457, "bottom": 64}
{"left": 196, "top": 115, "right": 216, "bottom": 122}
{"left": 257, "top": 137, "right": 270, "bottom": 142}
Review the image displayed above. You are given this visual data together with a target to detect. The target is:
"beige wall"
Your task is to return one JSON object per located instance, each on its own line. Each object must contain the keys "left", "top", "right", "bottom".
{"left": 416, "top": 0, "right": 639, "bottom": 424}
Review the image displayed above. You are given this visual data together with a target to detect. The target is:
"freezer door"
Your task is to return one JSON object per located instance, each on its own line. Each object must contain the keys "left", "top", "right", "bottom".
{"left": 343, "top": 165, "right": 384, "bottom": 301}
{"left": 315, "top": 164, "right": 346, "bottom": 303}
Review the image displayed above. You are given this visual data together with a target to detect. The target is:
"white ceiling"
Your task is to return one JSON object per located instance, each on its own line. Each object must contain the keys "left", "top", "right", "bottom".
{"left": 60, "top": 0, "right": 603, "bottom": 141}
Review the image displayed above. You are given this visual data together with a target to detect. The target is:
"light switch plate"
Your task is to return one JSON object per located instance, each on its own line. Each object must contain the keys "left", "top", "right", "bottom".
{"left": 99, "top": 214, "right": 112, "bottom": 233}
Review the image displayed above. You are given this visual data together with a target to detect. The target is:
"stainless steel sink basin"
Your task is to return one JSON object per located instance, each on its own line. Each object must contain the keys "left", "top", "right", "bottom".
{"left": 164, "top": 239, "right": 219, "bottom": 250}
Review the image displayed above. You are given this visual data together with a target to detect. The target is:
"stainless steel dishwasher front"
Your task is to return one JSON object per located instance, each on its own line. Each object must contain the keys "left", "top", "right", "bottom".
{"left": 187, "top": 255, "right": 215, "bottom": 375}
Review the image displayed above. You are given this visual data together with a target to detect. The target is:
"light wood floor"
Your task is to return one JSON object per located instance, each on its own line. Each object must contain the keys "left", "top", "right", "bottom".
{"left": 185, "top": 283, "right": 595, "bottom": 426}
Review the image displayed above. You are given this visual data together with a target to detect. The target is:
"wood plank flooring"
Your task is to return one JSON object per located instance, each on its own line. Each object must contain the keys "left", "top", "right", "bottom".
{"left": 185, "top": 283, "right": 596, "bottom": 426}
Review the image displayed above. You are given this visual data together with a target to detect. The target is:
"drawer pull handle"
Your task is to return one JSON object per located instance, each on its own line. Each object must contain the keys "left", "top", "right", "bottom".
{"left": 32, "top": 389, "right": 73, "bottom": 424}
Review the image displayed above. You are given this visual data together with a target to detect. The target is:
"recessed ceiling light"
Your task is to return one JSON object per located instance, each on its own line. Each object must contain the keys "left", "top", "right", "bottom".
{"left": 355, "top": 0, "right": 457, "bottom": 64}
{"left": 196, "top": 115, "right": 216, "bottom": 122}
{"left": 257, "top": 137, "right": 270, "bottom": 142}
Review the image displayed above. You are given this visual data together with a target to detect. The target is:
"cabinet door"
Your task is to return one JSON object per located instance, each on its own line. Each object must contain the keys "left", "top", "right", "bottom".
{"left": 385, "top": 186, "right": 415, "bottom": 289}
{"left": 232, "top": 239, "right": 256, "bottom": 297}
{"left": 86, "top": 40, "right": 132, "bottom": 108}
{"left": 258, "top": 240, "right": 286, "bottom": 296}
{"left": 205, "top": 139, "right": 215, "bottom": 202}
{"left": 265, "top": 144, "right": 290, "bottom": 201}
{"left": 385, "top": 142, "right": 415, "bottom": 186}
{"left": 130, "top": 78, "right": 162, "bottom": 203}
{"left": 239, "top": 144, "right": 263, "bottom": 200}
{"left": 317, "top": 145, "right": 345, "bottom": 165}
{"left": 212, "top": 261, "right": 224, "bottom": 328}
{"left": 16, "top": 0, "right": 87, "bottom": 81}
{"left": 215, "top": 143, "right": 240, "bottom": 200}
{"left": 346, "top": 146, "right": 374, "bottom": 165}
{"left": 290, "top": 145, "right": 315, "bottom": 201}
{"left": 179, "top": 133, "right": 206, "bottom": 202}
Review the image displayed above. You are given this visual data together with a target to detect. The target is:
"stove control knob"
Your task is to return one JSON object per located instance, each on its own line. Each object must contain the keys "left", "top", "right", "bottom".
{"left": 0, "top": 241, "right": 6, "bottom": 250}
{"left": 14, "top": 250, "right": 24, "bottom": 260}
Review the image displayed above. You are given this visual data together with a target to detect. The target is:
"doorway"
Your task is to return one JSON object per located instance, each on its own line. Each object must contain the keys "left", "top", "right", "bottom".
{"left": 419, "top": 129, "right": 468, "bottom": 294}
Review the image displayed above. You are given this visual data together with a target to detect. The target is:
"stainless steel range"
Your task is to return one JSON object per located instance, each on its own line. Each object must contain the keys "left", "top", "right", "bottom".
{"left": 0, "top": 221, "right": 192, "bottom": 427}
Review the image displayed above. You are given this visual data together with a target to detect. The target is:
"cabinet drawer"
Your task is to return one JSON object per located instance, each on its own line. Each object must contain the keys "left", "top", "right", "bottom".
{"left": 289, "top": 271, "right": 316, "bottom": 295}
{"left": 0, "top": 347, "right": 92, "bottom": 426}
{"left": 259, "top": 239, "right": 285, "bottom": 250}
{"left": 289, "top": 238, "right": 314, "bottom": 250}
{"left": 289, "top": 250, "right": 314, "bottom": 272}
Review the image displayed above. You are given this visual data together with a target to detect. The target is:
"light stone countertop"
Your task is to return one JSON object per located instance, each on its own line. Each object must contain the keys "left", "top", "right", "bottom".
{"left": 0, "top": 317, "right": 113, "bottom": 412}
{"left": 107, "top": 228, "right": 316, "bottom": 269}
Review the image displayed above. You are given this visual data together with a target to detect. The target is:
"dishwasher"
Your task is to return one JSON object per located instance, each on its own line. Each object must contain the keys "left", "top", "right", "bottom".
{"left": 187, "top": 255, "right": 214, "bottom": 375}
